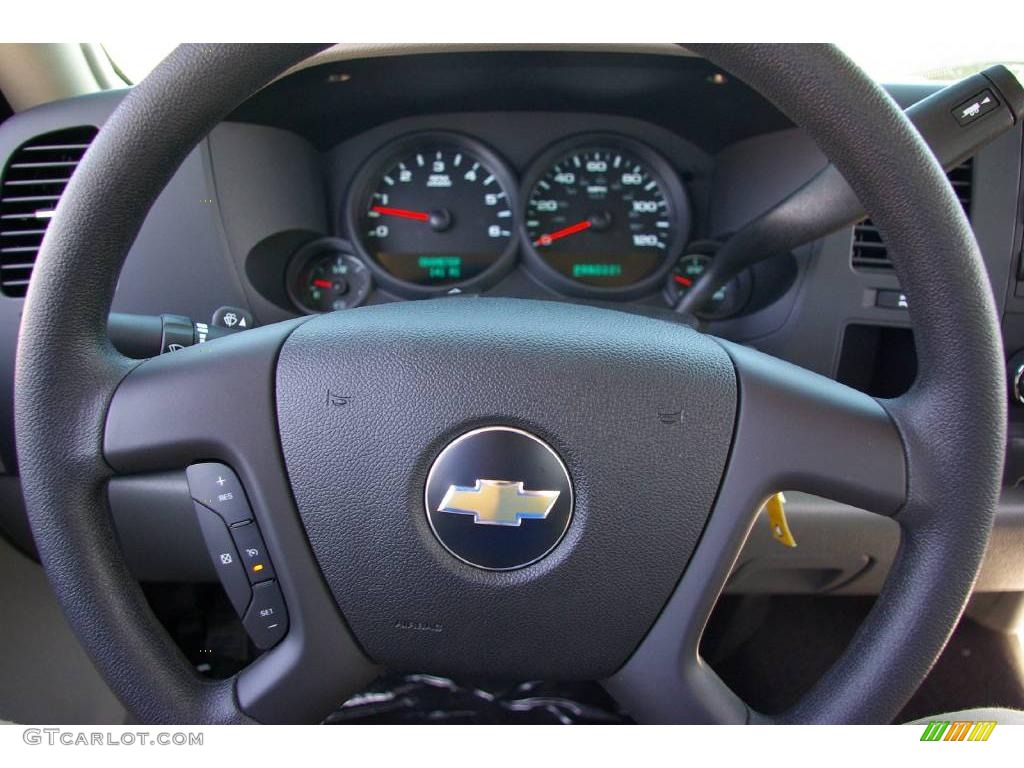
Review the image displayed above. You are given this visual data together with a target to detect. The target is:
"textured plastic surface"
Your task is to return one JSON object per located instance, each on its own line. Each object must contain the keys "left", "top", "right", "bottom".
{"left": 104, "top": 320, "right": 379, "bottom": 723}
{"left": 275, "top": 297, "right": 736, "bottom": 680}
{"left": 605, "top": 338, "right": 907, "bottom": 723}
{"left": 207, "top": 122, "right": 328, "bottom": 325}
{"left": 107, "top": 472, "right": 214, "bottom": 583}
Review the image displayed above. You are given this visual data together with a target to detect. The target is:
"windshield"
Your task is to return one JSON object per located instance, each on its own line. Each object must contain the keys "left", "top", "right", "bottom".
{"left": 840, "top": 41, "right": 1024, "bottom": 82}
{"left": 101, "top": 42, "right": 1024, "bottom": 85}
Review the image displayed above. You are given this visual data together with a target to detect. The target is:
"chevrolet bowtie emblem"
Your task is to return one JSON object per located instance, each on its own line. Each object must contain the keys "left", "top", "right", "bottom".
{"left": 438, "top": 480, "right": 560, "bottom": 527}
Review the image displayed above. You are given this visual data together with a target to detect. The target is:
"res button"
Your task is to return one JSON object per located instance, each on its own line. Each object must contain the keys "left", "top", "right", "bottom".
{"left": 186, "top": 462, "right": 253, "bottom": 526}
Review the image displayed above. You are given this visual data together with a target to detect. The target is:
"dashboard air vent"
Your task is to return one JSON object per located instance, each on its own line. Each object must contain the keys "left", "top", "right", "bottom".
{"left": 0, "top": 126, "right": 98, "bottom": 297}
{"left": 851, "top": 158, "right": 974, "bottom": 271}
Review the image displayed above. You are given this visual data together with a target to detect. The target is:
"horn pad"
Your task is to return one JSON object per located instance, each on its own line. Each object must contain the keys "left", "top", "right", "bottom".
{"left": 276, "top": 298, "right": 736, "bottom": 680}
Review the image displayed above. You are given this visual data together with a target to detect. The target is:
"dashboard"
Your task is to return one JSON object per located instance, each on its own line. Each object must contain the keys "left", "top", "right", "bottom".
{"left": 0, "top": 48, "right": 1022, "bottom": 593}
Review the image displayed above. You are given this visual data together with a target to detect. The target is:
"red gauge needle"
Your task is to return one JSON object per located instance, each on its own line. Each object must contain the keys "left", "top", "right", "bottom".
{"left": 673, "top": 275, "right": 693, "bottom": 288}
{"left": 371, "top": 205, "right": 430, "bottom": 222}
{"left": 313, "top": 279, "right": 333, "bottom": 289}
{"left": 533, "top": 220, "right": 591, "bottom": 247}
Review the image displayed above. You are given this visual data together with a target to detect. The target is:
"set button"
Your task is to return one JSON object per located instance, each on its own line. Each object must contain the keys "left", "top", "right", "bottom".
{"left": 243, "top": 581, "right": 288, "bottom": 650}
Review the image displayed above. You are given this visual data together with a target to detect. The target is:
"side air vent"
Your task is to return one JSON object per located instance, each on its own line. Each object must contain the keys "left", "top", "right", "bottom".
{"left": 0, "top": 126, "right": 98, "bottom": 297}
{"left": 851, "top": 158, "right": 974, "bottom": 271}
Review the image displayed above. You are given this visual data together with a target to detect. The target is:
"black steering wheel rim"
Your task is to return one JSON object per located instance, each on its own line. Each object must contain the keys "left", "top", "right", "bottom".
{"left": 13, "top": 44, "right": 1006, "bottom": 724}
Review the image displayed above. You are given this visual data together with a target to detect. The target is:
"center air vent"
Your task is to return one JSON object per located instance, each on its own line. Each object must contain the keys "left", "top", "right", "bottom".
{"left": 0, "top": 126, "right": 98, "bottom": 297}
{"left": 851, "top": 158, "right": 974, "bottom": 271}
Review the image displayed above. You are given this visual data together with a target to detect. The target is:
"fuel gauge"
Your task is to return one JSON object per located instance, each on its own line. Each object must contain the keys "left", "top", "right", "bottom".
{"left": 288, "top": 239, "right": 372, "bottom": 314}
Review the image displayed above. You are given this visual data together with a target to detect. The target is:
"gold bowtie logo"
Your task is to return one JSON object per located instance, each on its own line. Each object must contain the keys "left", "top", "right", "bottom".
{"left": 438, "top": 480, "right": 560, "bottom": 527}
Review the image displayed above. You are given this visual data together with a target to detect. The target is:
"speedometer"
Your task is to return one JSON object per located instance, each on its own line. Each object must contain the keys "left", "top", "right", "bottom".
{"left": 347, "top": 132, "right": 517, "bottom": 296}
{"left": 521, "top": 135, "right": 688, "bottom": 296}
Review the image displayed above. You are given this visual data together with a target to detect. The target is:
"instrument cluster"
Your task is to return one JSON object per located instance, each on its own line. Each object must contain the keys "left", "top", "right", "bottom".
{"left": 289, "top": 129, "right": 747, "bottom": 319}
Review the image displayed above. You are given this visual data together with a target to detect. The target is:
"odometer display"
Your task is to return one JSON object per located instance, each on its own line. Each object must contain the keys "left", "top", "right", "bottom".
{"left": 524, "top": 138, "right": 686, "bottom": 290}
{"left": 349, "top": 134, "right": 516, "bottom": 291}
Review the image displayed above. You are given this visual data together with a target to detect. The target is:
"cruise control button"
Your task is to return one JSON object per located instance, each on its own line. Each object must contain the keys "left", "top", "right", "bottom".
{"left": 186, "top": 462, "right": 253, "bottom": 526}
{"left": 230, "top": 521, "right": 276, "bottom": 584}
{"left": 193, "top": 502, "right": 252, "bottom": 616}
{"left": 243, "top": 580, "right": 288, "bottom": 650}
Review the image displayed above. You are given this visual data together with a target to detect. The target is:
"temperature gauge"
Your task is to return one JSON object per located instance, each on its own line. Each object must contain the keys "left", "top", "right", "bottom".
{"left": 664, "top": 242, "right": 750, "bottom": 320}
{"left": 288, "top": 239, "right": 372, "bottom": 314}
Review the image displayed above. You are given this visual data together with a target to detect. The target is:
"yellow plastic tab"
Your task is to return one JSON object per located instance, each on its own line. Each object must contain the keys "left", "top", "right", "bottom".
{"left": 764, "top": 492, "right": 796, "bottom": 548}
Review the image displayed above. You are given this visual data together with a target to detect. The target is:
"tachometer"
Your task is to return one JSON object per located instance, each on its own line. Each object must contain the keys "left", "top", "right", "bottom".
{"left": 522, "top": 135, "right": 688, "bottom": 296}
{"left": 347, "top": 133, "right": 517, "bottom": 295}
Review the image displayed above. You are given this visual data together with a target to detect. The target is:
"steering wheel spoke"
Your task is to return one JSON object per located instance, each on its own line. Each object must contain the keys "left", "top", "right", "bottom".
{"left": 717, "top": 340, "right": 907, "bottom": 517}
{"left": 605, "top": 341, "right": 907, "bottom": 723}
{"left": 104, "top": 321, "right": 378, "bottom": 722}
{"left": 105, "top": 321, "right": 301, "bottom": 472}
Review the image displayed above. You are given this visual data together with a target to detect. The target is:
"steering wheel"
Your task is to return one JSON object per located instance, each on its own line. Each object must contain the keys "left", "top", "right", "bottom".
{"left": 13, "top": 44, "right": 1006, "bottom": 724}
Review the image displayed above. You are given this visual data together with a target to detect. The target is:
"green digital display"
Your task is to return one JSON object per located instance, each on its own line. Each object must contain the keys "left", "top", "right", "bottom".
{"left": 572, "top": 263, "right": 623, "bottom": 279}
{"left": 418, "top": 255, "right": 462, "bottom": 280}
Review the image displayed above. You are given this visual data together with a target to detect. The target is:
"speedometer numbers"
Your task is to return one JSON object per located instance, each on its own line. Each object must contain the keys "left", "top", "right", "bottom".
{"left": 523, "top": 138, "right": 687, "bottom": 293}
{"left": 348, "top": 133, "right": 517, "bottom": 295}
